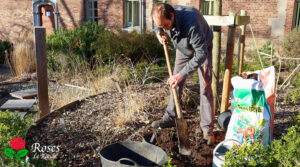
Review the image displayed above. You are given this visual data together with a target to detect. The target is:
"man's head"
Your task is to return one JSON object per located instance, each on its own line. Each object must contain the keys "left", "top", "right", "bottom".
{"left": 151, "top": 3, "right": 175, "bottom": 31}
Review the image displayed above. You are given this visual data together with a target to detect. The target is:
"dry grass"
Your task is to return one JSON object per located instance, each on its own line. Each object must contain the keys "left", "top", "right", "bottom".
{"left": 49, "top": 64, "right": 125, "bottom": 110}
{"left": 50, "top": 86, "right": 92, "bottom": 110}
{"left": 113, "top": 90, "right": 148, "bottom": 128}
{"left": 8, "top": 39, "right": 35, "bottom": 76}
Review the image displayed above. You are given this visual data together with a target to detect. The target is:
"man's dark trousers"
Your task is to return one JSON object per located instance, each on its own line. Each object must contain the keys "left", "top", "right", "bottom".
{"left": 162, "top": 46, "right": 214, "bottom": 134}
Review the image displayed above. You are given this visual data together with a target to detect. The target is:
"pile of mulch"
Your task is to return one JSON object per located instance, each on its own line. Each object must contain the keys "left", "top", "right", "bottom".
{"left": 25, "top": 82, "right": 299, "bottom": 167}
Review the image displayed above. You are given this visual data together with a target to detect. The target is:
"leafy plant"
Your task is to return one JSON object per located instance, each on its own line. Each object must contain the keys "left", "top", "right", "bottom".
{"left": 224, "top": 112, "right": 300, "bottom": 167}
{"left": 46, "top": 21, "right": 105, "bottom": 71}
{"left": 271, "top": 125, "right": 300, "bottom": 167}
{"left": 281, "top": 28, "right": 300, "bottom": 70}
{"left": 0, "top": 110, "right": 60, "bottom": 166}
{"left": 0, "top": 110, "right": 34, "bottom": 166}
{"left": 162, "top": 157, "right": 177, "bottom": 167}
{"left": 253, "top": 40, "right": 275, "bottom": 68}
{"left": 284, "top": 89, "right": 300, "bottom": 104}
{"left": 282, "top": 28, "right": 300, "bottom": 58}
{"left": 291, "top": 72, "right": 300, "bottom": 87}
{"left": 224, "top": 143, "right": 275, "bottom": 167}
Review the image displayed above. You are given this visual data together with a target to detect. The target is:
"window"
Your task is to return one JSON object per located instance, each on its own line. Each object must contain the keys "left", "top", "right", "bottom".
{"left": 125, "top": 0, "right": 140, "bottom": 27}
{"left": 200, "top": 0, "right": 214, "bottom": 15}
{"left": 154, "top": 0, "right": 171, "bottom": 3}
{"left": 85, "top": 0, "right": 98, "bottom": 23}
{"left": 293, "top": 0, "right": 300, "bottom": 28}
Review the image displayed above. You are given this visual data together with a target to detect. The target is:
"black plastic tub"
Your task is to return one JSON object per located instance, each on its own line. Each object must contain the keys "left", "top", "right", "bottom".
{"left": 99, "top": 135, "right": 168, "bottom": 167}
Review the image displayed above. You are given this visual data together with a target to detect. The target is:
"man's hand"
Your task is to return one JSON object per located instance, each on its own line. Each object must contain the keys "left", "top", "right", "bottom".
{"left": 167, "top": 73, "right": 184, "bottom": 88}
{"left": 157, "top": 32, "right": 168, "bottom": 45}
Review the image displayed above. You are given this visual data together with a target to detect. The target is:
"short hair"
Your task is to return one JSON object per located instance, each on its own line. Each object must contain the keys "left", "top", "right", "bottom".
{"left": 151, "top": 3, "right": 175, "bottom": 20}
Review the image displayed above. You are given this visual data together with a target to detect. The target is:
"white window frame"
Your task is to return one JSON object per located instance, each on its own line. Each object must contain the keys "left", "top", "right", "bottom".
{"left": 124, "top": 0, "right": 140, "bottom": 28}
{"left": 123, "top": 0, "right": 145, "bottom": 33}
{"left": 154, "top": 0, "right": 171, "bottom": 3}
{"left": 200, "top": 0, "right": 214, "bottom": 16}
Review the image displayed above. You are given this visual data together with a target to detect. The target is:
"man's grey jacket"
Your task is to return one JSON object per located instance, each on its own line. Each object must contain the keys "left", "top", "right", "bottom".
{"left": 154, "top": 5, "right": 213, "bottom": 78}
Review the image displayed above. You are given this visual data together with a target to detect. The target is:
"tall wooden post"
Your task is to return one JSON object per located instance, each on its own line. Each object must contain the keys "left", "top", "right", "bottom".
{"left": 220, "top": 11, "right": 236, "bottom": 113}
{"left": 34, "top": 26, "right": 50, "bottom": 117}
{"left": 237, "top": 10, "right": 247, "bottom": 75}
{"left": 212, "top": 0, "right": 222, "bottom": 114}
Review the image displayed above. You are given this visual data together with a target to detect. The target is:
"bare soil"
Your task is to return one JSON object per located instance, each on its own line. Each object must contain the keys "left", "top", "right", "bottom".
{"left": 1, "top": 64, "right": 298, "bottom": 167}
{"left": 23, "top": 81, "right": 299, "bottom": 167}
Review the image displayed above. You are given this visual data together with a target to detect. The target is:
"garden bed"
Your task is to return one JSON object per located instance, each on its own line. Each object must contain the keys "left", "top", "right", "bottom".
{"left": 25, "top": 81, "right": 299, "bottom": 166}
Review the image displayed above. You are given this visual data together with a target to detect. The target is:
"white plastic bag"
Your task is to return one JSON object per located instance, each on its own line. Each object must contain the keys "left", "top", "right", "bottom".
{"left": 225, "top": 75, "right": 271, "bottom": 147}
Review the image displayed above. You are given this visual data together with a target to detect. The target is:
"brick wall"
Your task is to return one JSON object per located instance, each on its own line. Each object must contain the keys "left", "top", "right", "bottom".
{"left": 0, "top": 1, "right": 33, "bottom": 42}
{"left": 57, "top": 0, "right": 83, "bottom": 30}
{"left": 98, "top": 0, "right": 124, "bottom": 29}
{"left": 0, "top": 0, "right": 296, "bottom": 43}
{"left": 285, "top": 0, "right": 295, "bottom": 35}
{"left": 0, "top": 0, "right": 84, "bottom": 43}
{"left": 222, "top": 0, "right": 279, "bottom": 38}
{"left": 187, "top": 0, "right": 200, "bottom": 9}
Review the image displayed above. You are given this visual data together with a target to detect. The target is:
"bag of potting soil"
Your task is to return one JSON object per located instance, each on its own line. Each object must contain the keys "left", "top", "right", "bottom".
{"left": 225, "top": 75, "right": 271, "bottom": 147}
{"left": 242, "top": 66, "right": 275, "bottom": 138}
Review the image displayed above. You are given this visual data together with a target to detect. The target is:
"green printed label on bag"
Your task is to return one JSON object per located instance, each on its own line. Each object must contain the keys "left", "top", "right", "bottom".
{"left": 234, "top": 89, "right": 266, "bottom": 113}
{"left": 233, "top": 115, "right": 264, "bottom": 144}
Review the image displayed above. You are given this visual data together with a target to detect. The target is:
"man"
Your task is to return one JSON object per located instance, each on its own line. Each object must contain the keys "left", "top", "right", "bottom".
{"left": 151, "top": 3, "right": 215, "bottom": 145}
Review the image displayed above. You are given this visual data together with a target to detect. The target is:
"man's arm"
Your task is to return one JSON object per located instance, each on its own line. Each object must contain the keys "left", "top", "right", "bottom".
{"left": 179, "top": 26, "right": 209, "bottom": 78}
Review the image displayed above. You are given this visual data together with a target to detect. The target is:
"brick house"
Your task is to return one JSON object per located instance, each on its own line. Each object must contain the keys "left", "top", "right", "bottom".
{"left": 0, "top": 0, "right": 299, "bottom": 43}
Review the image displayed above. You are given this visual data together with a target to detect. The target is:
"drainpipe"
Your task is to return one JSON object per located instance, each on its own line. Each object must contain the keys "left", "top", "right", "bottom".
{"left": 54, "top": 3, "right": 59, "bottom": 30}
{"left": 32, "top": 2, "right": 41, "bottom": 26}
{"left": 33, "top": 11, "right": 40, "bottom": 26}
{"left": 139, "top": 0, "right": 144, "bottom": 33}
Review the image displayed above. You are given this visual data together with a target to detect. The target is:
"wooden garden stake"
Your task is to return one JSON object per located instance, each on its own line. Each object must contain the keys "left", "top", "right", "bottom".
{"left": 220, "top": 11, "right": 237, "bottom": 113}
{"left": 237, "top": 10, "right": 247, "bottom": 75}
{"left": 212, "top": 0, "right": 222, "bottom": 114}
{"left": 34, "top": 26, "right": 50, "bottom": 117}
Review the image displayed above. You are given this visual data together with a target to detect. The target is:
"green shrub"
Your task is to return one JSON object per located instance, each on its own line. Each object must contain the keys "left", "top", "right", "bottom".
{"left": 0, "top": 110, "right": 34, "bottom": 166}
{"left": 0, "top": 40, "right": 13, "bottom": 64}
{"left": 224, "top": 143, "right": 276, "bottom": 167}
{"left": 0, "top": 110, "right": 60, "bottom": 166}
{"left": 271, "top": 125, "right": 300, "bottom": 167}
{"left": 284, "top": 89, "right": 300, "bottom": 104}
{"left": 224, "top": 113, "right": 300, "bottom": 167}
{"left": 282, "top": 28, "right": 300, "bottom": 70}
{"left": 291, "top": 72, "right": 300, "bottom": 87}
{"left": 46, "top": 21, "right": 105, "bottom": 71}
{"left": 282, "top": 28, "right": 300, "bottom": 59}
{"left": 253, "top": 40, "right": 275, "bottom": 68}
{"left": 93, "top": 32, "right": 166, "bottom": 64}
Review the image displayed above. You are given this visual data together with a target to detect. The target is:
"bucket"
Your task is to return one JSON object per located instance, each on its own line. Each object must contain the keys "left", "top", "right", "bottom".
{"left": 99, "top": 134, "right": 168, "bottom": 167}
{"left": 212, "top": 139, "right": 240, "bottom": 167}
{"left": 218, "top": 111, "right": 231, "bottom": 130}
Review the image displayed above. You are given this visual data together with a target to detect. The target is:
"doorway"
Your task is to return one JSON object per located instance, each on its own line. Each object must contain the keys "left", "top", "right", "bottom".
{"left": 39, "top": 5, "right": 55, "bottom": 34}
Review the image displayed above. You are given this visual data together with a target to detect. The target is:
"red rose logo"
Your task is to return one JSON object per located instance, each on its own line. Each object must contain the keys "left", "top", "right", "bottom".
{"left": 10, "top": 137, "right": 25, "bottom": 150}
{"left": 4, "top": 137, "right": 28, "bottom": 162}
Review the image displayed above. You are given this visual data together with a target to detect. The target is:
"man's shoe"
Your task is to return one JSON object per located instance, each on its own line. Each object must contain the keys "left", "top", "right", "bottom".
{"left": 151, "top": 118, "right": 175, "bottom": 128}
{"left": 203, "top": 132, "right": 215, "bottom": 145}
